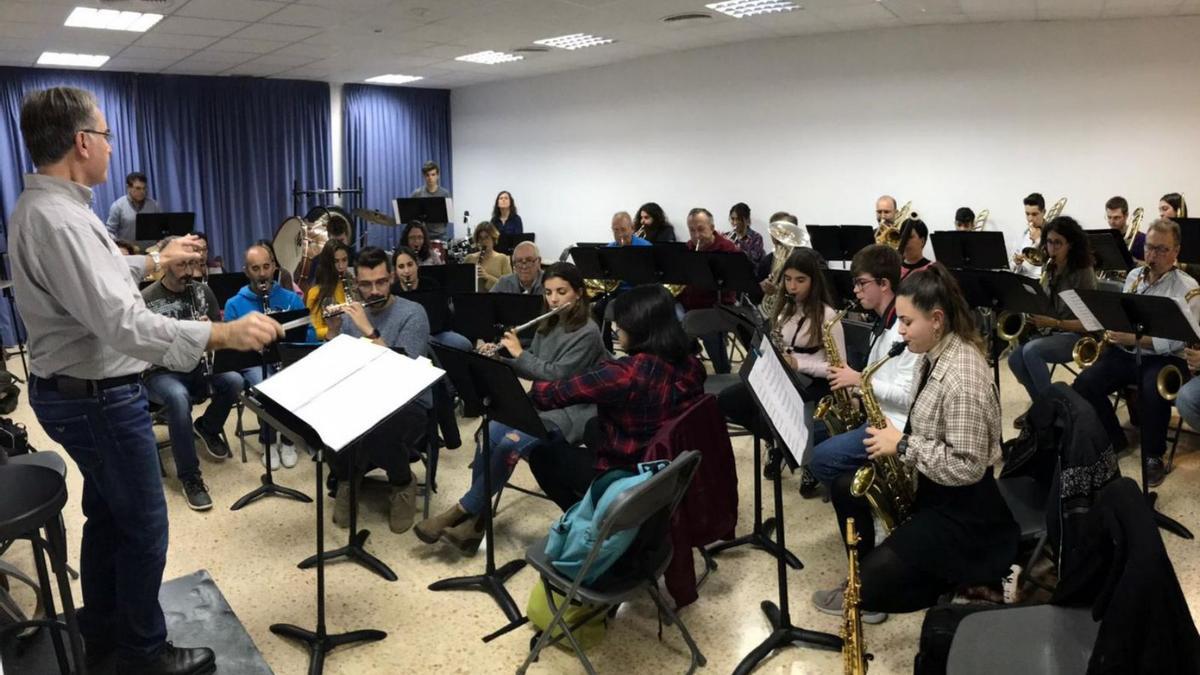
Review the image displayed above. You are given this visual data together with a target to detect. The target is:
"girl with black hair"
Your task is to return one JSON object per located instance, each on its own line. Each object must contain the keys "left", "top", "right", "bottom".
{"left": 526, "top": 284, "right": 705, "bottom": 510}
{"left": 814, "top": 264, "right": 1018, "bottom": 620}
{"left": 413, "top": 263, "right": 608, "bottom": 552}
{"left": 304, "top": 240, "right": 353, "bottom": 340}
{"left": 635, "top": 202, "right": 677, "bottom": 244}
{"left": 897, "top": 217, "right": 931, "bottom": 278}
{"left": 490, "top": 190, "right": 523, "bottom": 236}
{"left": 402, "top": 221, "right": 443, "bottom": 265}
{"left": 1160, "top": 192, "right": 1188, "bottom": 220}
{"left": 1007, "top": 215, "right": 1098, "bottom": 403}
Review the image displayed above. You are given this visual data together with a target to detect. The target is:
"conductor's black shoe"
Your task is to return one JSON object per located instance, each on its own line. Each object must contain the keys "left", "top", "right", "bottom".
{"left": 116, "top": 642, "right": 216, "bottom": 675}
{"left": 1146, "top": 456, "right": 1168, "bottom": 488}
{"left": 798, "top": 467, "right": 820, "bottom": 498}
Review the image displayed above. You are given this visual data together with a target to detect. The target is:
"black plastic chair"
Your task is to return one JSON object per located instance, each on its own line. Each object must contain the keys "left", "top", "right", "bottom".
{"left": 0, "top": 464, "right": 86, "bottom": 675}
{"left": 516, "top": 451, "right": 706, "bottom": 675}
{"left": 946, "top": 604, "right": 1098, "bottom": 674}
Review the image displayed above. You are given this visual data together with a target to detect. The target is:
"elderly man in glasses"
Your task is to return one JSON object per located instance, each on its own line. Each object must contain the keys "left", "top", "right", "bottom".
{"left": 491, "top": 241, "right": 544, "bottom": 295}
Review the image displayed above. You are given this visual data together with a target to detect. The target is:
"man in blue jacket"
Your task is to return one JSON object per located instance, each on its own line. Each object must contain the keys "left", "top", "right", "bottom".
{"left": 225, "top": 243, "right": 306, "bottom": 468}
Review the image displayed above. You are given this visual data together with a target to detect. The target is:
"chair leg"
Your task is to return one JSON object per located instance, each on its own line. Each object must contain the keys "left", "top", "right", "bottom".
{"left": 236, "top": 404, "right": 247, "bottom": 463}
{"left": 1167, "top": 415, "right": 1183, "bottom": 471}
{"left": 518, "top": 577, "right": 597, "bottom": 675}
{"left": 647, "top": 584, "right": 707, "bottom": 674}
{"left": 1022, "top": 531, "right": 1053, "bottom": 593}
{"left": 46, "top": 519, "right": 86, "bottom": 675}
{"left": 29, "top": 535, "right": 70, "bottom": 675}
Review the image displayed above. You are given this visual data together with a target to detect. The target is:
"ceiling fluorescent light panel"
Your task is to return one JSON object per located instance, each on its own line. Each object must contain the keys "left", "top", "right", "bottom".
{"left": 365, "top": 74, "right": 425, "bottom": 84}
{"left": 64, "top": 7, "right": 163, "bottom": 32}
{"left": 705, "top": 0, "right": 800, "bottom": 19}
{"left": 38, "top": 52, "right": 110, "bottom": 68}
{"left": 455, "top": 50, "right": 524, "bottom": 65}
{"left": 533, "top": 33, "right": 615, "bottom": 50}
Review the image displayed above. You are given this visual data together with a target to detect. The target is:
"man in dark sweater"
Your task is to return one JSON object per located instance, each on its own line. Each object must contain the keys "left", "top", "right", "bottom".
{"left": 142, "top": 240, "right": 243, "bottom": 511}
{"left": 326, "top": 246, "right": 433, "bottom": 533}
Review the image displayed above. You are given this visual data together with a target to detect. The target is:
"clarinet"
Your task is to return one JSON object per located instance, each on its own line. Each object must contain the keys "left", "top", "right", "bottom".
{"left": 187, "top": 277, "right": 215, "bottom": 397}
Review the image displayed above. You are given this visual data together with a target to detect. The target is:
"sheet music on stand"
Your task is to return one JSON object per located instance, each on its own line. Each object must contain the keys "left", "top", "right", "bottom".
{"left": 253, "top": 335, "right": 443, "bottom": 452}
{"left": 746, "top": 335, "right": 809, "bottom": 466}
{"left": 1059, "top": 290, "right": 1103, "bottom": 332}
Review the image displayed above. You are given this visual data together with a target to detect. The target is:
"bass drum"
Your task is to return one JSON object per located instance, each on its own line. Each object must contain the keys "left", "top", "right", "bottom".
{"left": 272, "top": 216, "right": 313, "bottom": 275}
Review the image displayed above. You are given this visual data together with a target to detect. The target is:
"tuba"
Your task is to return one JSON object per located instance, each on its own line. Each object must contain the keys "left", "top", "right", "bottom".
{"left": 876, "top": 200, "right": 911, "bottom": 248}
{"left": 1046, "top": 196, "right": 1067, "bottom": 222}
{"left": 851, "top": 341, "right": 916, "bottom": 534}
{"left": 841, "top": 518, "right": 871, "bottom": 675}
{"left": 760, "top": 221, "right": 809, "bottom": 319}
{"left": 813, "top": 304, "right": 866, "bottom": 436}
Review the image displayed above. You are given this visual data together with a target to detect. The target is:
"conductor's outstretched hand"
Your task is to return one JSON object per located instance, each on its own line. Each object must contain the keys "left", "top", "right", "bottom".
{"left": 207, "top": 313, "right": 284, "bottom": 352}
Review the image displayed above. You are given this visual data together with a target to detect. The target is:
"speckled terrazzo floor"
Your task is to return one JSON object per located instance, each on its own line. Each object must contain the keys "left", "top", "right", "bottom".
{"left": 2, "top": 358, "right": 1197, "bottom": 675}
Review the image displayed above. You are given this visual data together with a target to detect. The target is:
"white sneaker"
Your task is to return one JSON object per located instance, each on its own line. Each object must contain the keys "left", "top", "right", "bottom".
{"left": 261, "top": 447, "right": 282, "bottom": 470}
{"left": 279, "top": 444, "right": 298, "bottom": 469}
{"left": 1002, "top": 564, "right": 1023, "bottom": 604}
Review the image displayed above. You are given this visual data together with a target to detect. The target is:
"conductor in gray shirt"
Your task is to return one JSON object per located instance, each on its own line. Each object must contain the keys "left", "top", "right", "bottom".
{"left": 411, "top": 160, "right": 451, "bottom": 241}
{"left": 105, "top": 170, "right": 159, "bottom": 242}
{"left": 10, "top": 86, "right": 282, "bottom": 675}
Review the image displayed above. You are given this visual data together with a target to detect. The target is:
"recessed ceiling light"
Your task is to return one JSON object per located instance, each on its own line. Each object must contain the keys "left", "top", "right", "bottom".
{"left": 37, "top": 52, "right": 110, "bottom": 68}
{"left": 64, "top": 7, "right": 163, "bottom": 32}
{"left": 705, "top": 0, "right": 800, "bottom": 19}
{"left": 364, "top": 74, "right": 425, "bottom": 85}
{"left": 455, "top": 50, "right": 524, "bottom": 65}
{"left": 533, "top": 33, "right": 615, "bottom": 51}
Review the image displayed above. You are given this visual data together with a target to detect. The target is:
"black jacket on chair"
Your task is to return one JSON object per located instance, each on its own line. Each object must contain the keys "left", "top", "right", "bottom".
{"left": 1052, "top": 477, "right": 1200, "bottom": 675}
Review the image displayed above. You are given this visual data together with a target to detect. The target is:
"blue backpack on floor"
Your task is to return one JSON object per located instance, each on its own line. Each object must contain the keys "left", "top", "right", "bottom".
{"left": 544, "top": 460, "right": 669, "bottom": 584}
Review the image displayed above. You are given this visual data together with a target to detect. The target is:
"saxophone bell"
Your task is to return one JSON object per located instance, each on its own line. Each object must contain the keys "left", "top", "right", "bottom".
{"left": 851, "top": 339, "right": 915, "bottom": 535}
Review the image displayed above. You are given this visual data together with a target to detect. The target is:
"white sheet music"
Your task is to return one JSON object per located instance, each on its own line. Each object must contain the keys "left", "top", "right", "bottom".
{"left": 747, "top": 335, "right": 810, "bottom": 466}
{"left": 254, "top": 334, "right": 444, "bottom": 452}
{"left": 1059, "top": 290, "right": 1103, "bottom": 332}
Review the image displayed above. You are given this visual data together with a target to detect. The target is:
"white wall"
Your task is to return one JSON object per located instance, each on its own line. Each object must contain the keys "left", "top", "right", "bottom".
{"left": 450, "top": 16, "right": 1200, "bottom": 262}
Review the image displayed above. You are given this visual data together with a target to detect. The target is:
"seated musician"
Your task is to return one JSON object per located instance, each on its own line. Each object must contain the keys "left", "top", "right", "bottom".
{"left": 142, "top": 238, "right": 243, "bottom": 511}
{"left": 808, "top": 245, "right": 919, "bottom": 496}
{"left": 719, "top": 248, "right": 844, "bottom": 484}
{"left": 254, "top": 238, "right": 299, "bottom": 293}
{"left": 898, "top": 217, "right": 931, "bottom": 278}
{"left": 391, "top": 246, "right": 471, "bottom": 352}
{"left": 1160, "top": 192, "right": 1188, "bottom": 220}
{"left": 874, "top": 195, "right": 897, "bottom": 238}
{"left": 1106, "top": 196, "right": 1144, "bottom": 263}
{"left": 325, "top": 246, "right": 433, "bottom": 534}
{"left": 224, "top": 243, "right": 307, "bottom": 469}
{"left": 526, "top": 284, "right": 705, "bottom": 510}
{"left": 635, "top": 202, "right": 677, "bottom": 243}
{"left": 304, "top": 240, "right": 353, "bottom": 341}
{"left": 414, "top": 263, "right": 607, "bottom": 552}
{"left": 1007, "top": 216, "right": 1097, "bottom": 407}
{"left": 492, "top": 241, "right": 544, "bottom": 295}
{"left": 953, "top": 207, "right": 975, "bottom": 232}
{"left": 814, "top": 264, "right": 1019, "bottom": 622}
{"left": 1072, "top": 218, "right": 1199, "bottom": 487}
{"left": 403, "top": 222, "right": 443, "bottom": 266}
{"left": 465, "top": 221, "right": 512, "bottom": 292}
{"left": 1175, "top": 346, "right": 1200, "bottom": 441}
{"left": 594, "top": 211, "right": 651, "bottom": 351}
{"left": 725, "top": 202, "right": 765, "bottom": 265}
{"left": 1012, "top": 193, "right": 1046, "bottom": 279}
{"left": 678, "top": 207, "right": 740, "bottom": 374}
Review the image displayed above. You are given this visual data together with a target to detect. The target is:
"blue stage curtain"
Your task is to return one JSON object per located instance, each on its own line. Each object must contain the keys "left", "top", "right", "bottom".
{"left": 0, "top": 67, "right": 331, "bottom": 347}
{"left": 343, "top": 84, "right": 452, "bottom": 249}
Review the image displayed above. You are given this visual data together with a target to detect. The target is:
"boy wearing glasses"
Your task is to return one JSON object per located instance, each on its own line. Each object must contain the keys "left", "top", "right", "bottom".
{"left": 326, "top": 246, "right": 432, "bottom": 533}
{"left": 805, "top": 244, "right": 920, "bottom": 499}
{"left": 492, "top": 241, "right": 544, "bottom": 295}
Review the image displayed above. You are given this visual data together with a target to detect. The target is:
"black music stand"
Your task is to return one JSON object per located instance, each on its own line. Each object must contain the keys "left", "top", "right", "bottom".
{"left": 241, "top": 394, "right": 387, "bottom": 675}
{"left": 222, "top": 308, "right": 313, "bottom": 511}
{"left": 0, "top": 263, "right": 27, "bottom": 378}
{"left": 419, "top": 263, "right": 475, "bottom": 294}
{"left": 450, "top": 293, "right": 543, "bottom": 344}
{"left": 399, "top": 289, "right": 451, "bottom": 335}
{"left": 1071, "top": 289, "right": 1197, "bottom": 540}
{"left": 1085, "top": 230, "right": 1134, "bottom": 276}
{"left": 290, "top": 344, "right": 408, "bottom": 582}
{"left": 134, "top": 212, "right": 195, "bottom": 243}
{"left": 600, "top": 246, "right": 660, "bottom": 285}
{"left": 988, "top": 270, "right": 1055, "bottom": 317}
{"left": 427, "top": 345, "right": 548, "bottom": 641}
{"left": 497, "top": 232, "right": 535, "bottom": 256}
{"left": 808, "top": 225, "right": 874, "bottom": 267}
{"left": 1176, "top": 218, "right": 1200, "bottom": 267}
{"left": 733, "top": 332, "right": 842, "bottom": 674}
{"left": 947, "top": 270, "right": 1009, "bottom": 427}
{"left": 393, "top": 197, "right": 450, "bottom": 227}
{"left": 704, "top": 345, "right": 802, "bottom": 571}
{"left": 206, "top": 272, "right": 246, "bottom": 310}
{"left": 930, "top": 231, "right": 1010, "bottom": 270}
{"left": 568, "top": 246, "right": 610, "bottom": 282}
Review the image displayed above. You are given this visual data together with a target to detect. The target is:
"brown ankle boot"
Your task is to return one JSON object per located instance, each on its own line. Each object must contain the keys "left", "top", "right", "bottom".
{"left": 389, "top": 483, "right": 417, "bottom": 534}
{"left": 333, "top": 480, "right": 352, "bottom": 529}
{"left": 441, "top": 513, "right": 484, "bottom": 555}
{"left": 414, "top": 504, "right": 470, "bottom": 544}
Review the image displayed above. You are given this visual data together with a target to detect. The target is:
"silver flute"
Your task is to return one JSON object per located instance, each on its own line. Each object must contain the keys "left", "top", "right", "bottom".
{"left": 477, "top": 301, "right": 575, "bottom": 357}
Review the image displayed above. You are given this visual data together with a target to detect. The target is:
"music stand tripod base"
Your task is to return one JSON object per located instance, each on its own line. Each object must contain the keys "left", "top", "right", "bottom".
{"left": 230, "top": 438, "right": 312, "bottom": 511}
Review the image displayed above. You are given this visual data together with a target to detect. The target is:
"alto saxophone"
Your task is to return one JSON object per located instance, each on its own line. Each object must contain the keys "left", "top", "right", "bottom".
{"left": 814, "top": 305, "right": 865, "bottom": 436}
{"left": 851, "top": 341, "right": 916, "bottom": 535}
{"left": 842, "top": 517, "right": 871, "bottom": 675}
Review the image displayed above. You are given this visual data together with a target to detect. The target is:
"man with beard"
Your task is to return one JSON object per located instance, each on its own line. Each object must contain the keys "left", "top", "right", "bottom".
{"left": 325, "top": 246, "right": 433, "bottom": 533}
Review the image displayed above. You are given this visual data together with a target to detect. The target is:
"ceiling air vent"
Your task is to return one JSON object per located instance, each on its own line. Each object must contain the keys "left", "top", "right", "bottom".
{"left": 662, "top": 12, "right": 715, "bottom": 23}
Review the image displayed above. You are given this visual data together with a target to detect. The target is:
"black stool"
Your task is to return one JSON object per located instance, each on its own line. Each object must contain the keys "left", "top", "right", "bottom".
{"left": 0, "top": 463, "right": 86, "bottom": 675}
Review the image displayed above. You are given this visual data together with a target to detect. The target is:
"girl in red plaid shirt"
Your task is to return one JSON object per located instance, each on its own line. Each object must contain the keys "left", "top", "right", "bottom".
{"left": 528, "top": 285, "right": 707, "bottom": 510}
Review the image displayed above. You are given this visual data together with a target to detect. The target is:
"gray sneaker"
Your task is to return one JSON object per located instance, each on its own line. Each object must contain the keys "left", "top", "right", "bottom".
{"left": 811, "top": 584, "right": 888, "bottom": 624}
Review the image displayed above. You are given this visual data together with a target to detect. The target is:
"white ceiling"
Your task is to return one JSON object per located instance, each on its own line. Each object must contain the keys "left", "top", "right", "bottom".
{"left": 1, "top": 0, "right": 1198, "bottom": 88}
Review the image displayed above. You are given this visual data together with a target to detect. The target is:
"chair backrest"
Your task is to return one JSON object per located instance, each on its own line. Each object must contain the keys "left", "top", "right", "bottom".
{"left": 681, "top": 308, "right": 736, "bottom": 339}
{"left": 594, "top": 450, "right": 702, "bottom": 543}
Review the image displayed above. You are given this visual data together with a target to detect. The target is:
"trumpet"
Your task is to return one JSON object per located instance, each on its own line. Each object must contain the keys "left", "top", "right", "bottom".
{"left": 477, "top": 302, "right": 575, "bottom": 357}
{"left": 322, "top": 295, "right": 386, "bottom": 318}
{"left": 1020, "top": 246, "right": 1047, "bottom": 267}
